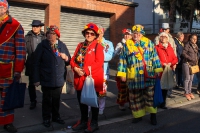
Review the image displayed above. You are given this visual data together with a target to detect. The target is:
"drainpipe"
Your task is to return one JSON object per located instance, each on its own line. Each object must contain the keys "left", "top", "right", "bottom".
{"left": 153, "top": 0, "right": 155, "bottom": 34}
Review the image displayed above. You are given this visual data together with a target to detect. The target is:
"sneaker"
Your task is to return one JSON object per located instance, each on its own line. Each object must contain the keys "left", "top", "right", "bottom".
{"left": 185, "top": 94, "right": 191, "bottom": 101}
{"left": 99, "top": 110, "right": 103, "bottom": 115}
{"left": 72, "top": 120, "right": 87, "bottom": 131}
{"left": 119, "top": 105, "right": 126, "bottom": 111}
{"left": 189, "top": 93, "right": 195, "bottom": 99}
{"left": 84, "top": 121, "right": 99, "bottom": 133}
{"left": 167, "top": 95, "right": 175, "bottom": 98}
{"left": 4, "top": 123, "right": 17, "bottom": 133}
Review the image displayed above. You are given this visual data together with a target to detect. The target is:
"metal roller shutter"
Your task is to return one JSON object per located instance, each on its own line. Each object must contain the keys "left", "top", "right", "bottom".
{"left": 9, "top": 2, "right": 45, "bottom": 35}
{"left": 60, "top": 8, "right": 111, "bottom": 56}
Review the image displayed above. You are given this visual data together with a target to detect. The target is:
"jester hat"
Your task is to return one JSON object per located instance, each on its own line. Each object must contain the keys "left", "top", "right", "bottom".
{"left": 132, "top": 24, "right": 145, "bottom": 35}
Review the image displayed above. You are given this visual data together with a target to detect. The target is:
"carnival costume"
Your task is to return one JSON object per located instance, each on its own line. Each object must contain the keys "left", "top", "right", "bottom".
{"left": 0, "top": 1, "right": 26, "bottom": 126}
{"left": 117, "top": 25, "right": 163, "bottom": 123}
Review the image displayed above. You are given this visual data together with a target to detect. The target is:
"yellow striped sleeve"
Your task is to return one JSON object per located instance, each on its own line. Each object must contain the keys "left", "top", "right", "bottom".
{"left": 154, "top": 68, "right": 163, "bottom": 73}
{"left": 117, "top": 71, "right": 126, "bottom": 77}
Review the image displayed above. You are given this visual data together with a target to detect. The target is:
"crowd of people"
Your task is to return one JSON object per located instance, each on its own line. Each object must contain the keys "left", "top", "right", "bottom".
{"left": 1, "top": 0, "right": 200, "bottom": 133}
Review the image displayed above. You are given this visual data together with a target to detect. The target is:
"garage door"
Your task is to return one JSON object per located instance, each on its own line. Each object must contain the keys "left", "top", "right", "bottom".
{"left": 60, "top": 8, "right": 111, "bottom": 56}
{"left": 9, "top": 1, "right": 45, "bottom": 35}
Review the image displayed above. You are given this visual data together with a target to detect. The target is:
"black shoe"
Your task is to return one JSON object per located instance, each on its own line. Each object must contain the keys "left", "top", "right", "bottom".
{"left": 167, "top": 95, "right": 175, "bottom": 98}
{"left": 4, "top": 123, "right": 17, "bottom": 133}
{"left": 160, "top": 106, "right": 168, "bottom": 109}
{"left": 132, "top": 117, "right": 142, "bottom": 123}
{"left": 52, "top": 117, "right": 65, "bottom": 124}
{"left": 150, "top": 113, "right": 157, "bottom": 125}
{"left": 43, "top": 119, "right": 51, "bottom": 127}
{"left": 84, "top": 121, "right": 99, "bottom": 133}
{"left": 29, "top": 101, "right": 37, "bottom": 110}
{"left": 72, "top": 120, "right": 87, "bottom": 131}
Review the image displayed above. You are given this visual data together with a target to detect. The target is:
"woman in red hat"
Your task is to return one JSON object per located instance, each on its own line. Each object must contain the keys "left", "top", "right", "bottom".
{"left": 70, "top": 23, "right": 104, "bottom": 133}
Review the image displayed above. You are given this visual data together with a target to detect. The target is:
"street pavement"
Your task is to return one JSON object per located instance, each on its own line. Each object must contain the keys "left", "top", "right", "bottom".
{"left": 0, "top": 68, "right": 200, "bottom": 133}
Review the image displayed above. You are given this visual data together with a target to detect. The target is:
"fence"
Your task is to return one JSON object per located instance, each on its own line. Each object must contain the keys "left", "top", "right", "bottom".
{"left": 142, "top": 22, "right": 190, "bottom": 34}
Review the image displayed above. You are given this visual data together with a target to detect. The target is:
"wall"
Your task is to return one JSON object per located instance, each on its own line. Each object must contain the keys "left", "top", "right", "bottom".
{"left": 10, "top": 0, "right": 135, "bottom": 46}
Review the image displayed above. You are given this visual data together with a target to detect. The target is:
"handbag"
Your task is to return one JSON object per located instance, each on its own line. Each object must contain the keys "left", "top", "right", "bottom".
{"left": 2, "top": 79, "right": 26, "bottom": 111}
{"left": 63, "top": 68, "right": 75, "bottom": 94}
{"left": 153, "top": 77, "right": 163, "bottom": 108}
{"left": 189, "top": 65, "right": 199, "bottom": 74}
{"left": 81, "top": 66, "right": 98, "bottom": 107}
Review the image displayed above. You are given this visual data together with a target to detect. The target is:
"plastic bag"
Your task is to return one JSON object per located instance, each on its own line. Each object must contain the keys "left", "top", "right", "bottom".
{"left": 160, "top": 65, "right": 176, "bottom": 89}
{"left": 81, "top": 66, "right": 98, "bottom": 107}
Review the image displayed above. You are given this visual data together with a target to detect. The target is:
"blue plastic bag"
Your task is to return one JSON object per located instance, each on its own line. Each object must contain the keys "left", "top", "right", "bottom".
{"left": 153, "top": 77, "right": 163, "bottom": 108}
{"left": 81, "top": 66, "right": 98, "bottom": 107}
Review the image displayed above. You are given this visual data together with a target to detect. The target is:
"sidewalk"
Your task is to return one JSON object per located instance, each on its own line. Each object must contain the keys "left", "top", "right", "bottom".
{"left": 0, "top": 69, "right": 200, "bottom": 133}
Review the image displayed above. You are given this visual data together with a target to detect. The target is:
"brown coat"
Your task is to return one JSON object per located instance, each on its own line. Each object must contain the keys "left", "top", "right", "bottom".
{"left": 182, "top": 42, "right": 199, "bottom": 66}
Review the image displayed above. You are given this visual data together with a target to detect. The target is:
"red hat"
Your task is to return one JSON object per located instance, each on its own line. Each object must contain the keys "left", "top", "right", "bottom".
{"left": 0, "top": 0, "right": 8, "bottom": 8}
{"left": 82, "top": 23, "right": 99, "bottom": 37}
{"left": 47, "top": 25, "right": 60, "bottom": 38}
{"left": 122, "top": 29, "right": 132, "bottom": 35}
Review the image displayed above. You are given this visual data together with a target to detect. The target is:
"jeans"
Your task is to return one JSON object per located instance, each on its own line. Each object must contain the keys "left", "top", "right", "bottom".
{"left": 182, "top": 63, "right": 194, "bottom": 94}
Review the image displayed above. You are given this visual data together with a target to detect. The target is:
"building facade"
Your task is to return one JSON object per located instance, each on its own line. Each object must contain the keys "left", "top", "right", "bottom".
{"left": 9, "top": 0, "right": 138, "bottom": 55}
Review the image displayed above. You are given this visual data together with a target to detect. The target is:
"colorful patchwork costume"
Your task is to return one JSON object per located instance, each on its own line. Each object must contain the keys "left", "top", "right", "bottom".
{"left": 117, "top": 25, "right": 163, "bottom": 121}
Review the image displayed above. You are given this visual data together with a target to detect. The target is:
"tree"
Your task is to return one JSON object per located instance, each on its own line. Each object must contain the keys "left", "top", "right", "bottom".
{"left": 161, "top": 0, "right": 199, "bottom": 30}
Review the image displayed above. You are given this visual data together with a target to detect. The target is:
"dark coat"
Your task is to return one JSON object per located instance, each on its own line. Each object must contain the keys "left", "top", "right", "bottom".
{"left": 33, "top": 39, "right": 71, "bottom": 87}
{"left": 182, "top": 42, "right": 199, "bottom": 66}
{"left": 174, "top": 37, "right": 184, "bottom": 68}
{"left": 25, "top": 30, "right": 46, "bottom": 76}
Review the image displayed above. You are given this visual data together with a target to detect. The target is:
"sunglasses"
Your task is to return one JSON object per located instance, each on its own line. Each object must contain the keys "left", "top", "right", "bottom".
{"left": 32, "top": 25, "right": 40, "bottom": 28}
{"left": 85, "top": 31, "right": 96, "bottom": 36}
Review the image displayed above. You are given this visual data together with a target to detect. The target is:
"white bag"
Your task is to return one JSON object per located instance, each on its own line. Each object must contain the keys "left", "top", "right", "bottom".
{"left": 81, "top": 66, "right": 98, "bottom": 107}
{"left": 160, "top": 65, "right": 176, "bottom": 89}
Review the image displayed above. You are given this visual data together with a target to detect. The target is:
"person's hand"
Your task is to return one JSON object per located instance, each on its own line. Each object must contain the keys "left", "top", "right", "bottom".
{"left": 74, "top": 67, "right": 85, "bottom": 76}
{"left": 168, "top": 63, "right": 171, "bottom": 66}
{"left": 60, "top": 53, "right": 68, "bottom": 61}
{"left": 121, "top": 77, "right": 126, "bottom": 82}
{"left": 14, "top": 72, "right": 21, "bottom": 81}
{"left": 173, "top": 65, "right": 176, "bottom": 71}
{"left": 34, "top": 82, "right": 40, "bottom": 87}
{"left": 156, "top": 72, "right": 161, "bottom": 77}
{"left": 163, "top": 63, "right": 167, "bottom": 66}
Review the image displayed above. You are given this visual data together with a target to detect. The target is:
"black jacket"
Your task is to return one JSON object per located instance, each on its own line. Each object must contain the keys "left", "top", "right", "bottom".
{"left": 25, "top": 30, "right": 46, "bottom": 76}
{"left": 33, "top": 39, "right": 71, "bottom": 87}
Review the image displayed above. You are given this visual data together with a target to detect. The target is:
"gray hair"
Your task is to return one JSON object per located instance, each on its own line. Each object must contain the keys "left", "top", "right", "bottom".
{"left": 176, "top": 31, "right": 184, "bottom": 38}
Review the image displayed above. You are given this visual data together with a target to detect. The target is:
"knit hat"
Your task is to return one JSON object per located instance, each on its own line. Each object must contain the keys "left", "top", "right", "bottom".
{"left": 132, "top": 24, "right": 145, "bottom": 35}
{"left": 122, "top": 29, "right": 132, "bottom": 35}
{"left": 159, "top": 32, "right": 169, "bottom": 40}
{"left": 0, "top": 0, "right": 8, "bottom": 8}
{"left": 82, "top": 23, "right": 99, "bottom": 37}
{"left": 47, "top": 25, "right": 60, "bottom": 38}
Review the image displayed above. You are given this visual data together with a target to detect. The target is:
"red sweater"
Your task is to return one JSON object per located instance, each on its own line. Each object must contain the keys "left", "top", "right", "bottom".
{"left": 70, "top": 40, "right": 104, "bottom": 92}
{"left": 155, "top": 43, "right": 178, "bottom": 68}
